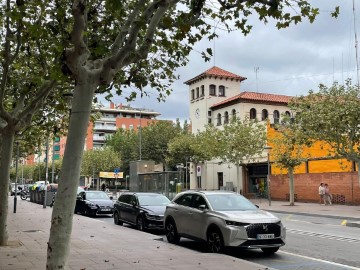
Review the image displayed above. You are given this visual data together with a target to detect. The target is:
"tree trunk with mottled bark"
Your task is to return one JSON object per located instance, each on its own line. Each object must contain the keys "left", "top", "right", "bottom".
{"left": 0, "top": 128, "right": 15, "bottom": 245}
{"left": 46, "top": 83, "right": 96, "bottom": 269}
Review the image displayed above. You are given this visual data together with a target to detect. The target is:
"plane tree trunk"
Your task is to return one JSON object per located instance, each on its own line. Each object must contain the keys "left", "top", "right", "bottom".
{"left": 0, "top": 127, "right": 15, "bottom": 245}
{"left": 46, "top": 82, "right": 96, "bottom": 269}
{"left": 288, "top": 167, "right": 295, "bottom": 206}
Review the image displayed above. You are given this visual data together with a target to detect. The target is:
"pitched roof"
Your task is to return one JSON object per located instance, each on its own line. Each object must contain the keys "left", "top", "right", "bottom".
{"left": 184, "top": 66, "right": 247, "bottom": 85}
{"left": 210, "top": 91, "right": 293, "bottom": 109}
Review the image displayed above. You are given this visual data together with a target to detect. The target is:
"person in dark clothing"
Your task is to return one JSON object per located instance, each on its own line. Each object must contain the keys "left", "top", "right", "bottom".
{"left": 101, "top": 183, "right": 106, "bottom": 191}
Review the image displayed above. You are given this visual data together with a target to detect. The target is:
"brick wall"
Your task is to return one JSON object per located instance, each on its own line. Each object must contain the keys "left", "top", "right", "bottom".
{"left": 270, "top": 172, "right": 360, "bottom": 205}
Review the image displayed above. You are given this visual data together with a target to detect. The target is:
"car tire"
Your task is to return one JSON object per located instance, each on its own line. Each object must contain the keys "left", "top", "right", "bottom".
{"left": 261, "top": 247, "right": 279, "bottom": 254}
{"left": 136, "top": 216, "right": 145, "bottom": 231}
{"left": 207, "top": 228, "right": 224, "bottom": 253}
{"left": 165, "top": 219, "right": 180, "bottom": 244}
{"left": 114, "top": 212, "right": 123, "bottom": 225}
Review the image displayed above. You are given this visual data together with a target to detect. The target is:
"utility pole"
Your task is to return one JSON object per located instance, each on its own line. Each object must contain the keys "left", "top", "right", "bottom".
{"left": 43, "top": 137, "right": 49, "bottom": 208}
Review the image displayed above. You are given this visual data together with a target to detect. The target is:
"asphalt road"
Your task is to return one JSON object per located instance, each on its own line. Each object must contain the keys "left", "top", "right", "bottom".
{"left": 93, "top": 213, "right": 360, "bottom": 270}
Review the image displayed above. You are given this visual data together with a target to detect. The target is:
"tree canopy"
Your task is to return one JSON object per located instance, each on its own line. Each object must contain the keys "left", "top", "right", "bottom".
{"left": 289, "top": 80, "right": 360, "bottom": 184}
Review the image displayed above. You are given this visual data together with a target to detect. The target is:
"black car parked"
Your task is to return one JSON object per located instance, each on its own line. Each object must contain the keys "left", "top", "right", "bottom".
{"left": 113, "top": 192, "right": 170, "bottom": 231}
{"left": 75, "top": 191, "right": 114, "bottom": 216}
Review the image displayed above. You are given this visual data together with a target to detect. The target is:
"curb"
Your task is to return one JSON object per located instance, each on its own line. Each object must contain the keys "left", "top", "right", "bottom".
{"left": 266, "top": 209, "right": 360, "bottom": 222}
{"left": 346, "top": 221, "right": 360, "bottom": 228}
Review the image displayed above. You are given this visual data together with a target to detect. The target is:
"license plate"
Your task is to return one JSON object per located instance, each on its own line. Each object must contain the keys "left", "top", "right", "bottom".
{"left": 257, "top": 234, "right": 274, "bottom": 239}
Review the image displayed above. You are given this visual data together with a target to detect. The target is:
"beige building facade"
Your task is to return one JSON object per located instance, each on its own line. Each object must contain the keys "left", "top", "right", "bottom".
{"left": 186, "top": 66, "right": 292, "bottom": 195}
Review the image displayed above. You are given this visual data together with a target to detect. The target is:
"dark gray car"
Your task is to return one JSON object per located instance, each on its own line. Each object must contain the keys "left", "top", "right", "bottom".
{"left": 164, "top": 190, "right": 286, "bottom": 253}
{"left": 113, "top": 192, "right": 170, "bottom": 231}
{"left": 75, "top": 191, "right": 114, "bottom": 216}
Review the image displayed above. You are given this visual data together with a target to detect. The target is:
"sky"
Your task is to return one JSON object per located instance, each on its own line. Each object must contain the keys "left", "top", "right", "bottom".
{"left": 101, "top": 0, "right": 358, "bottom": 122}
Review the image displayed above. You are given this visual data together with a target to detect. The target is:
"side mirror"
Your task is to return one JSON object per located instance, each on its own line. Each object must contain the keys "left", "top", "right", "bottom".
{"left": 255, "top": 204, "right": 259, "bottom": 208}
{"left": 132, "top": 201, "right": 136, "bottom": 207}
{"left": 109, "top": 196, "right": 113, "bottom": 200}
{"left": 198, "top": 205, "right": 208, "bottom": 211}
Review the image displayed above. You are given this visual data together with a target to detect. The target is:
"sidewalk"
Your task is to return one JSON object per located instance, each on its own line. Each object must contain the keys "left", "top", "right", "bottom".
{"left": 251, "top": 199, "right": 360, "bottom": 227}
{"left": 0, "top": 197, "right": 272, "bottom": 270}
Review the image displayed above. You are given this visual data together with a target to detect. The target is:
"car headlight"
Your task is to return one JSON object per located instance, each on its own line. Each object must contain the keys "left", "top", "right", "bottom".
{"left": 145, "top": 213, "right": 162, "bottom": 221}
{"left": 225, "top": 220, "right": 250, "bottom": 227}
{"left": 85, "top": 202, "right": 97, "bottom": 208}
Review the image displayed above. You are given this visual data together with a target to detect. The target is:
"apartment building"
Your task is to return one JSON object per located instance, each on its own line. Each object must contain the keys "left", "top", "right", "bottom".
{"left": 86, "top": 102, "right": 161, "bottom": 149}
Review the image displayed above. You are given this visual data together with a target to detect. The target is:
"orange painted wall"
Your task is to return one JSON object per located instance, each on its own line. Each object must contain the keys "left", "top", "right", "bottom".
{"left": 266, "top": 124, "right": 360, "bottom": 204}
{"left": 267, "top": 124, "right": 354, "bottom": 175}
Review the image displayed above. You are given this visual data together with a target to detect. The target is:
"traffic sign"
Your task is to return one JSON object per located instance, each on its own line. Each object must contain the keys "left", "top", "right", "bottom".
{"left": 114, "top": 168, "right": 120, "bottom": 174}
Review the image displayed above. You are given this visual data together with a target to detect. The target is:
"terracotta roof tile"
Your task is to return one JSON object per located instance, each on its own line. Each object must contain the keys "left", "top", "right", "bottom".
{"left": 184, "top": 66, "right": 247, "bottom": 85}
{"left": 210, "top": 91, "right": 293, "bottom": 108}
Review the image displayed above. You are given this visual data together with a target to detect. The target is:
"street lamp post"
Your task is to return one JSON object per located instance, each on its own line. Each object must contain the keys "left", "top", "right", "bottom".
{"left": 43, "top": 137, "right": 49, "bottom": 208}
{"left": 264, "top": 146, "right": 272, "bottom": 206}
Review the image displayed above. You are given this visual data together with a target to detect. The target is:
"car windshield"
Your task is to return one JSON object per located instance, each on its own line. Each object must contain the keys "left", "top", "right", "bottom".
{"left": 206, "top": 193, "right": 257, "bottom": 211}
{"left": 137, "top": 194, "right": 170, "bottom": 206}
{"left": 86, "top": 192, "right": 109, "bottom": 200}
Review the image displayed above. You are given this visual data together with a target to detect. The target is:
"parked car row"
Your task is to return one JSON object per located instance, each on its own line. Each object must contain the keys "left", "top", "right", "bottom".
{"left": 110, "top": 190, "right": 286, "bottom": 254}
{"left": 73, "top": 188, "right": 286, "bottom": 254}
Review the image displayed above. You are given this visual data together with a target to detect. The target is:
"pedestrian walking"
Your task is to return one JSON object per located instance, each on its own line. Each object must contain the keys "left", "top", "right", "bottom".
{"left": 101, "top": 182, "right": 106, "bottom": 192}
{"left": 318, "top": 183, "right": 325, "bottom": 205}
{"left": 324, "top": 183, "right": 332, "bottom": 205}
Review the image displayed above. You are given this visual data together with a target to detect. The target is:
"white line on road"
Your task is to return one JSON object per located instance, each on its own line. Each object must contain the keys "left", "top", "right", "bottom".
{"left": 287, "top": 228, "right": 360, "bottom": 244}
{"left": 279, "top": 250, "right": 360, "bottom": 270}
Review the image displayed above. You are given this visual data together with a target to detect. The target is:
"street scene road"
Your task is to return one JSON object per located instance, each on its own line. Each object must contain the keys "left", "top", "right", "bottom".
{"left": 97, "top": 208, "right": 360, "bottom": 270}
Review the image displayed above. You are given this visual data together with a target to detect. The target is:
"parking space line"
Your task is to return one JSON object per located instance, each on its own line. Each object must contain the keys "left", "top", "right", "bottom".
{"left": 279, "top": 250, "right": 359, "bottom": 269}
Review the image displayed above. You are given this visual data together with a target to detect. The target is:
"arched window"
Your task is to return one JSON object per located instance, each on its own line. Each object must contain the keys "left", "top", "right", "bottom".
{"left": 285, "top": 111, "right": 291, "bottom": 117}
{"left": 191, "top": 89, "right": 195, "bottom": 100}
{"left": 250, "top": 108, "right": 257, "bottom": 120}
{"left": 196, "top": 87, "right": 199, "bottom": 98}
{"left": 219, "top": 85, "right": 225, "bottom": 96}
{"left": 217, "top": 113, "right": 222, "bottom": 126}
{"left": 224, "top": 111, "right": 229, "bottom": 124}
{"left": 201, "top": 85, "right": 205, "bottom": 96}
{"left": 232, "top": 109, "right": 236, "bottom": 119}
{"left": 273, "top": 110, "right": 280, "bottom": 124}
{"left": 262, "top": 109, "right": 268, "bottom": 121}
{"left": 209, "top": 84, "right": 216, "bottom": 96}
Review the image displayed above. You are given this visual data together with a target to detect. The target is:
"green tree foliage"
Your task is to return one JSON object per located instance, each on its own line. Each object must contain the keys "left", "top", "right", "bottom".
{"left": 270, "top": 117, "right": 309, "bottom": 205}
{"left": 107, "top": 120, "right": 189, "bottom": 173}
{"left": 81, "top": 148, "right": 121, "bottom": 178}
{"left": 141, "top": 120, "right": 183, "bottom": 167}
{"left": 0, "top": 0, "right": 72, "bottom": 246}
{"left": 166, "top": 126, "right": 220, "bottom": 167}
{"left": 289, "top": 80, "right": 360, "bottom": 185}
{"left": 106, "top": 128, "right": 139, "bottom": 176}
{"left": 218, "top": 117, "right": 267, "bottom": 165}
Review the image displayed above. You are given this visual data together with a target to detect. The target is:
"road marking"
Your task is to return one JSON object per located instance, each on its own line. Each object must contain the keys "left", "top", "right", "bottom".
{"left": 287, "top": 228, "right": 360, "bottom": 244}
{"left": 279, "top": 250, "right": 360, "bottom": 269}
{"left": 285, "top": 214, "right": 293, "bottom": 220}
{"left": 342, "top": 220, "right": 347, "bottom": 226}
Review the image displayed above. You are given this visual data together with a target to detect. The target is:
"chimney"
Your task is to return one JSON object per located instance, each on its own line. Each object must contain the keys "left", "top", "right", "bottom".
{"left": 110, "top": 102, "right": 114, "bottom": 109}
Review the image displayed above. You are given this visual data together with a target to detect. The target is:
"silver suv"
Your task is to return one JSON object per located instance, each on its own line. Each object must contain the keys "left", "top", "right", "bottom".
{"left": 164, "top": 190, "right": 285, "bottom": 253}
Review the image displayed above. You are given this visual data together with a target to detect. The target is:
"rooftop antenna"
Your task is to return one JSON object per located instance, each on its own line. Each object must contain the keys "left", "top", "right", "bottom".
{"left": 213, "top": 21, "right": 220, "bottom": 67}
{"left": 254, "top": 67, "right": 259, "bottom": 92}
{"left": 352, "top": 0, "right": 359, "bottom": 86}
{"left": 333, "top": 57, "right": 335, "bottom": 83}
